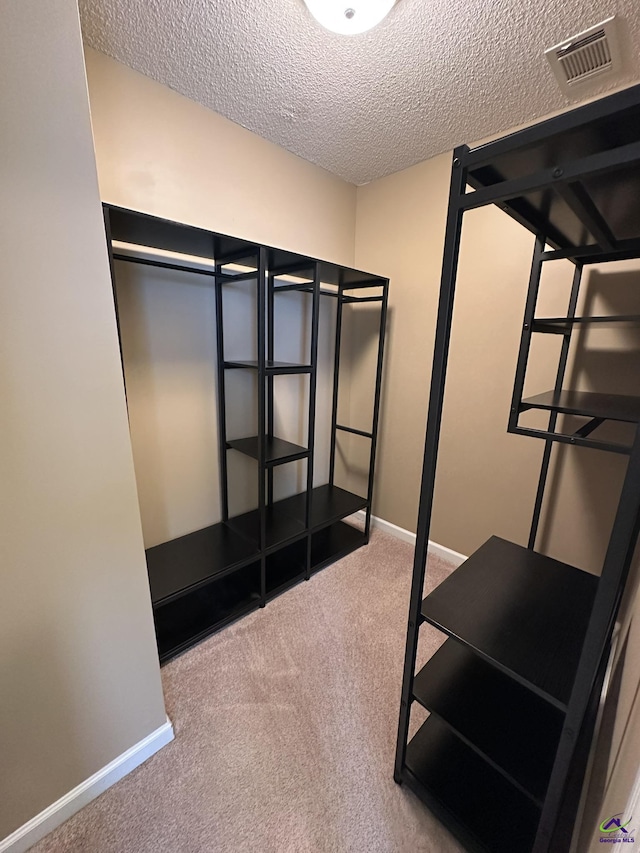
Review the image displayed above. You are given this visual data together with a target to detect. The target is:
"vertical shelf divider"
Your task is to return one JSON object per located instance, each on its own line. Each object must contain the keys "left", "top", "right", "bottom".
{"left": 257, "top": 247, "right": 268, "bottom": 605}
{"left": 305, "top": 262, "right": 321, "bottom": 579}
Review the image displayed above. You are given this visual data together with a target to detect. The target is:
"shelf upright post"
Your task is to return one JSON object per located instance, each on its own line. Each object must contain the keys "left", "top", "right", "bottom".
{"left": 534, "top": 425, "right": 640, "bottom": 852}
{"left": 528, "top": 262, "right": 583, "bottom": 549}
{"left": 329, "top": 274, "right": 345, "bottom": 486}
{"left": 364, "top": 279, "right": 389, "bottom": 543}
{"left": 394, "top": 146, "right": 469, "bottom": 782}
{"left": 102, "top": 206, "right": 130, "bottom": 407}
{"left": 508, "top": 234, "right": 547, "bottom": 438}
{"left": 214, "top": 257, "right": 230, "bottom": 523}
{"left": 305, "top": 262, "right": 321, "bottom": 579}
{"left": 257, "top": 247, "right": 268, "bottom": 603}
{"left": 267, "top": 270, "right": 276, "bottom": 507}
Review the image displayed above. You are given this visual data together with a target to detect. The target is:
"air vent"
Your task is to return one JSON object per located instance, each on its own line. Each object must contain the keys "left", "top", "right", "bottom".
{"left": 546, "top": 17, "right": 622, "bottom": 92}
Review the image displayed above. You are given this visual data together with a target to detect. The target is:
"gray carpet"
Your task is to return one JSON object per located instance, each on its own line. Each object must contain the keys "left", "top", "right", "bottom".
{"left": 31, "top": 527, "right": 464, "bottom": 853}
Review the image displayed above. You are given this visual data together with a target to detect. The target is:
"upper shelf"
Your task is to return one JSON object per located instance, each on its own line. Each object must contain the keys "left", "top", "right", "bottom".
{"left": 420, "top": 536, "right": 598, "bottom": 709}
{"left": 413, "top": 639, "right": 563, "bottom": 805}
{"left": 224, "top": 360, "right": 313, "bottom": 375}
{"left": 106, "top": 204, "right": 388, "bottom": 288}
{"left": 521, "top": 389, "right": 640, "bottom": 424}
{"left": 461, "top": 83, "right": 640, "bottom": 256}
{"left": 227, "top": 435, "right": 309, "bottom": 466}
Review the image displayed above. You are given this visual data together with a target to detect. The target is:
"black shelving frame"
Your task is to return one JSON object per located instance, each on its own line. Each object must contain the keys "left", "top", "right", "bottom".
{"left": 103, "top": 204, "right": 388, "bottom": 663}
{"left": 395, "top": 83, "right": 640, "bottom": 852}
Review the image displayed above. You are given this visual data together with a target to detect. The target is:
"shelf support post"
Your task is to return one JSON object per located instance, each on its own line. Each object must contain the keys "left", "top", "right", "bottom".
{"left": 364, "top": 279, "right": 389, "bottom": 542}
{"left": 508, "top": 233, "right": 546, "bottom": 436}
{"left": 394, "top": 146, "right": 469, "bottom": 782}
{"left": 215, "top": 255, "right": 230, "bottom": 523}
{"left": 267, "top": 270, "right": 275, "bottom": 506}
{"left": 528, "top": 262, "right": 583, "bottom": 549}
{"left": 534, "top": 426, "right": 640, "bottom": 852}
{"left": 257, "top": 247, "right": 268, "bottom": 601}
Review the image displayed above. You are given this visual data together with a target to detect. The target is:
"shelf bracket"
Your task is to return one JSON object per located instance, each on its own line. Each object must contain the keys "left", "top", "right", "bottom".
{"left": 573, "top": 417, "right": 606, "bottom": 439}
{"left": 554, "top": 181, "right": 617, "bottom": 252}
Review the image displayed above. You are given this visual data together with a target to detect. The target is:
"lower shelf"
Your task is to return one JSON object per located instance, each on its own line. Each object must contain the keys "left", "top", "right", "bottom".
{"left": 149, "top": 509, "right": 368, "bottom": 662}
{"left": 146, "top": 521, "right": 259, "bottom": 605}
{"left": 412, "top": 639, "right": 563, "bottom": 804}
{"left": 266, "top": 537, "right": 308, "bottom": 597}
{"left": 405, "top": 716, "right": 540, "bottom": 853}
{"left": 420, "top": 536, "right": 598, "bottom": 708}
{"left": 311, "top": 521, "right": 365, "bottom": 572}
{"left": 154, "top": 561, "right": 261, "bottom": 662}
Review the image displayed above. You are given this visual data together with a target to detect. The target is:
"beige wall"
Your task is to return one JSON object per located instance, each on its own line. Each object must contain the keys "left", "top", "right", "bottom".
{"left": 85, "top": 50, "right": 356, "bottom": 547}
{"left": 0, "top": 1, "right": 167, "bottom": 841}
{"left": 85, "top": 48, "right": 356, "bottom": 266}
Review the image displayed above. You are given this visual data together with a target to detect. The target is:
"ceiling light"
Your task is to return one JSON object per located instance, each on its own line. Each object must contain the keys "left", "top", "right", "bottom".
{"left": 303, "top": 0, "right": 396, "bottom": 35}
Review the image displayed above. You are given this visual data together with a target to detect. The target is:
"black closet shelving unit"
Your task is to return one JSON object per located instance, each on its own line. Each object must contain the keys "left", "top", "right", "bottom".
{"left": 395, "top": 83, "right": 640, "bottom": 853}
{"left": 103, "top": 205, "right": 388, "bottom": 663}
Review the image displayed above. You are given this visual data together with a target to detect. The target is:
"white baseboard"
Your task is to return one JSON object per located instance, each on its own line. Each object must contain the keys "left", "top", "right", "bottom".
{"left": 355, "top": 510, "right": 467, "bottom": 568}
{"left": 0, "top": 717, "right": 174, "bottom": 853}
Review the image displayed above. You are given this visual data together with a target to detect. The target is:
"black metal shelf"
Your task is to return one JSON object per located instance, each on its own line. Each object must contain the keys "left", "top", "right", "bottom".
{"left": 146, "top": 523, "right": 260, "bottom": 606}
{"left": 226, "top": 485, "right": 367, "bottom": 551}
{"left": 278, "top": 484, "right": 368, "bottom": 530}
{"left": 421, "top": 537, "right": 597, "bottom": 709}
{"left": 464, "top": 85, "right": 640, "bottom": 252}
{"left": 413, "top": 639, "right": 563, "bottom": 804}
{"left": 223, "top": 360, "right": 313, "bottom": 374}
{"left": 520, "top": 389, "right": 640, "bottom": 425}
{"left": 396, "top": 84, "right": 640, "bottom": 853}
{"left": 226, "top": 435, "right": 309, "bottom": 466}
{"left": 405, "top": 716, "right": 540, "bottom": 853}
{"left": 310, "top": 521, "right": 365, "bottom": 572}
{"left": 532, "top": 315, "right": 640, "bottom": 334}
{"left": 104, "top": 203, "right": 389, "bottom": 666}
{"left": 154, "top": 561, "right": 262, "bottom": 662}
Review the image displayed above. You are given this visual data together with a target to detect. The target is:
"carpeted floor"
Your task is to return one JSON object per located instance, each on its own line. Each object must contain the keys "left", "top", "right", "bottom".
{"left": 31, "top": 527, "right": 464, "bottom": 853}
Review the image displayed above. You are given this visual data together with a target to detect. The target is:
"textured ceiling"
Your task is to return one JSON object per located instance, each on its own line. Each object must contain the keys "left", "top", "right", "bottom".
{"left": 79, "top": 0, "right": 640, "bottom": 185}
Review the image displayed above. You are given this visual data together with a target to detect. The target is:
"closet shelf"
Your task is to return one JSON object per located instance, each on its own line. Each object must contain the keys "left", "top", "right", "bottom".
{"left": 223, "top": 360, "right": 313, "bottom": 374}
{"left": 405, "top": 716, "right": 540, "bottom": 853}
{"left": 532, "top": 315, "right": 640, "bottom": 334}
{"left": 226, "top": 485, "right": 368, "bottom": 551}
{"left": 520, "top": 389, "right": 640, "bottom": 424}
{"left": 226, "top": 504, "right": 307, "bottom": 551}
{"left": 310, "top": 521, "right": 365, "bottom": 572}
{"left": 396, "top": 84, "right": 640, "bottom": 851}
{"left": 265, "top": 538, "right": 308, "bottom": 599}
{"left": 413, "top": 639, "right": 563, "bottom": 804}
{"left": 420, "top": 536, "right": 598, "bottom": 709}
{"left": 106, "top": 202, "right": 388, "bottom": 665}
{"left": 278, "top": 484, "right": 368, "bottom": 529}
{"left": 146, "top": 523, "right": 260, "bottom": 606}
{"left": 226, "top": 435, "right": 309, "bottom": 466}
